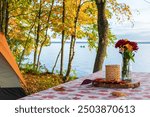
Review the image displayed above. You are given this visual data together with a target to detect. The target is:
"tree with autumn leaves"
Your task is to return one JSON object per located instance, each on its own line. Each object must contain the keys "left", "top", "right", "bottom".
{"left": 0, "top": 0, "right": 132, "bottom": 80}
{"left": 93, "top": 0, "right": 132, "bottom": 72}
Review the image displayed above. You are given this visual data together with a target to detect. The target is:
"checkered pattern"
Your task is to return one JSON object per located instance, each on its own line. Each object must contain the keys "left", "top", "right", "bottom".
{"left": 20, "top": 71, "right": 150, "bottom": 100}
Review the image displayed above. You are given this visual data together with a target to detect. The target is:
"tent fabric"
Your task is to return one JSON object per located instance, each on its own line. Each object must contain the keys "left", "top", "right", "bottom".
{"left": 0, "top": 32, "right": 26, "bottom": 86}
{"left": 0, "top": 32, "right": 27, "bottom": 99}
{"left": 0, "top": 54, "right": 20, "bottom": 87}
{"left": 0, "top": 88, "right": 26, "bottom": 100}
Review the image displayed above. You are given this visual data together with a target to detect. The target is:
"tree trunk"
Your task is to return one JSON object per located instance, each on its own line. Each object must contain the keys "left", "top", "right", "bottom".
{"left": 1, "top": 0, "right": 4, "bottom": 32}
{"left": 65, "top": 35, "right": 76, "bottom": 80}
{"left": 5, "top": 0, "right": 9, "bottom": 37}
{"left": 0, "top": 0, "right": 8, "bottom": 34}
{"left": 52, "top": 38, "right": 67, "bottom": 74}
{"left": 93, "top": 0, "right": 108, "bottom": 72}
{"left": 36, "top": 0, "right": 54, "bottom": 71}
{"left": 51, "top": 49, "right": 61, "bottom": 73}
{"left": 65, "top": 0, "right": 82, "bottom": 80}
{"left": 0, "top": 0, "right": 3, "bottom": 32}
{"left": 60, "top": 0, "right": 65, "bottom": 75}
{"left": 33, "top": 0, "right": 42, "bottom": 71}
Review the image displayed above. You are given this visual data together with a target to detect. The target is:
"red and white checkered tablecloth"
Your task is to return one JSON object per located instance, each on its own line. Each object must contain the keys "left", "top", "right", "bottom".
{"left": 20, "top": 71, "right": 150, "bottom": 100}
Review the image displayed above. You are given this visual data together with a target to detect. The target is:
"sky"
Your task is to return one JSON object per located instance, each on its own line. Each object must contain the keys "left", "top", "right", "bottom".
{"left": 111, "top": 0, "right": 150, "bottom": 41}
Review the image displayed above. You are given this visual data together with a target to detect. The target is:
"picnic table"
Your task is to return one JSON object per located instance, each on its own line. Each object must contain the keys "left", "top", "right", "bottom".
{"left": 20, "top": 71, "right": 150, "bottom": 100}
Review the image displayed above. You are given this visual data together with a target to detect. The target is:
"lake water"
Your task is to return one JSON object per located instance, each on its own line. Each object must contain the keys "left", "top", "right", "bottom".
{"left": 28, "top": 43, "right": 150, "bottom": 77}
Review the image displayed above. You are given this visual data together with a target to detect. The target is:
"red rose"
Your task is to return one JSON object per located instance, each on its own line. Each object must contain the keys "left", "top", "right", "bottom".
{"left": 129, "top": 41, "right": 139, "bottom": 51}
{"left": 115, "top": 39, "right": 139, "bottom": 52}
{"left": 115, "top": 39, "right": 129, "bottom": 48}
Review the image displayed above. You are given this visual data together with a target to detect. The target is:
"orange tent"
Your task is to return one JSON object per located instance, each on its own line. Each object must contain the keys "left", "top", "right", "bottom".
{"left": 0, "top": 32, "right": 26, "bottom": 100}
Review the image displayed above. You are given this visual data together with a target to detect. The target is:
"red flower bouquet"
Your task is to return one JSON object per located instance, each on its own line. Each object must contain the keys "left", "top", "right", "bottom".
{"left": 115, "top": 39, "right": 139, "bottom": 81}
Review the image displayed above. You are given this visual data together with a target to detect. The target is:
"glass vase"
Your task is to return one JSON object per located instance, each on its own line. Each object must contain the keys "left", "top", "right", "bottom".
{"left": 122, "top": 55, "right": 131, "bottom": 81}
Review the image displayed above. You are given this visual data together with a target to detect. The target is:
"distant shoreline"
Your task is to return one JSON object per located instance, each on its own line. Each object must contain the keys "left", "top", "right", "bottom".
{"left": 51, "top": 41, "right": 150, "bottom": 44}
